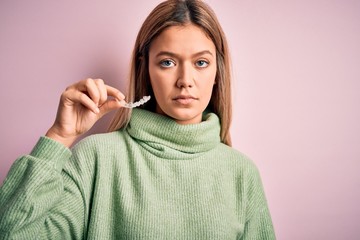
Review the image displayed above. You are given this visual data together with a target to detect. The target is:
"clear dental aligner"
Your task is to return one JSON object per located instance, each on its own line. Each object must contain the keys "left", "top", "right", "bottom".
{"left": 122, "top": 95, "right": 151, "bottom": 108}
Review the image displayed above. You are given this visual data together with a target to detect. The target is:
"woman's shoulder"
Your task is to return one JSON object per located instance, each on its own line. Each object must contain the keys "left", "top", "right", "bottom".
{"left": 63, "top": 130, "right": 127, "bottom": 178}
{"left": 216, "top": 143, "right": 261, "bottom": 176}
{"left": 71, "top": 130, "right": 126, "bottom": 154}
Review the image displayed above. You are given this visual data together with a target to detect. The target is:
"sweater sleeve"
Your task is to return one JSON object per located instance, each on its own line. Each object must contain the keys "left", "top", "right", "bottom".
{"left": 240, "top": 164, "right": 276, "bottom": 240}
{"left": 0, "top": 136, "right": 86, "bottom": 239}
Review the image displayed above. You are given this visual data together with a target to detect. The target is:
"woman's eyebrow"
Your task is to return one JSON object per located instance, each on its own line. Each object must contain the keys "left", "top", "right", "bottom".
{"left": 192, "top": 50, "right": 214, "bottom": 57}
{"left": 155, "top": 50, "right": 214, "bottom": 58}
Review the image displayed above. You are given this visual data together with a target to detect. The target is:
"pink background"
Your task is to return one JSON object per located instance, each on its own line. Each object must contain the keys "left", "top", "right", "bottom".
{"left": 1, "top": 0, "right": 359, "bottom": 239}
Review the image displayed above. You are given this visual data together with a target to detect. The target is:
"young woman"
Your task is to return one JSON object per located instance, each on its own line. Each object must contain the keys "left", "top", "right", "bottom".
{"left": 0, "top": 0, "right": 275, "bottom": 239}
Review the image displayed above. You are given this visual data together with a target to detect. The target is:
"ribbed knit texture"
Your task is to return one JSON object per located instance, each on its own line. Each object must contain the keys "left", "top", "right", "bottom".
{"left": 0, "top": 109, "right": 275, "bottom": 239}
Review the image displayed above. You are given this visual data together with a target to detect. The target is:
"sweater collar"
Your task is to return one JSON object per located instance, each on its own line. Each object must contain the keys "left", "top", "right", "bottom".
{"left": 126, "top": 109, "right": 221, "bottom": 159}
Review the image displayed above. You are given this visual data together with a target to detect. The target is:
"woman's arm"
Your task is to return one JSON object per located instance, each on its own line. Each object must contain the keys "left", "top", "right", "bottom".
{"left": 0, "top": 137, "right": 86, "bottom": 239}
{"left": 240, "top": 164, "right": 276, "bottom": 240}
{"left": 0, "top": 79, "right": 125, "bottom": 239}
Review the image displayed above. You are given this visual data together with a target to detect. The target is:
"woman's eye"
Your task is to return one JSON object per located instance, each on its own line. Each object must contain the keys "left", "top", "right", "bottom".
{"left": 160, "top": 60, "right": 175, "bottom": 68}
{"left": 196, "top": 60, "right": 209, "bottom": 68}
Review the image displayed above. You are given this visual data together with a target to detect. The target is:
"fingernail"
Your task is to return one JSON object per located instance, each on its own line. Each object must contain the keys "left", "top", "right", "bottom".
{"left": 118, "top": 93, "right": 125, "bottom": 100}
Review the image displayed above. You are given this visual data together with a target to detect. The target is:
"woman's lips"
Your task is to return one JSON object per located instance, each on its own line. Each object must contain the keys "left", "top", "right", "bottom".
{"left": 173, "top": 95, "right": 197, "bottom": 105}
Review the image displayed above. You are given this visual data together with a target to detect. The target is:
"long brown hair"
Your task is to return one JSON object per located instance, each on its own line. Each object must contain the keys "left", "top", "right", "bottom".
{"left": 108, "top": 0, "right": 232, "bottom": 146}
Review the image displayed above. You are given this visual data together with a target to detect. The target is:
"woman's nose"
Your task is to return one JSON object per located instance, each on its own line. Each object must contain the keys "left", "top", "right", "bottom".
{"left": 176, "top": 63, "right": 194, "bottom": 88}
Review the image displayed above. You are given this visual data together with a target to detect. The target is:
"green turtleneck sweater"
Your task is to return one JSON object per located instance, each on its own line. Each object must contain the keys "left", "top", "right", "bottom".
{"left": 0, "top": 109, "right": 275, "bottom": 239}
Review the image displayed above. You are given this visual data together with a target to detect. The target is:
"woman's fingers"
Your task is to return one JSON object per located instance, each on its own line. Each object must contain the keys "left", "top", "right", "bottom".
{"left": 98, "top": 99, "right": 123, "bottom": 116}
{"left": 63, "top": 78, "right": 125, "bottom": 115}
{"left": 83, "top": 78, "right": 101, "bottom": 106}
{"left": 71, "top": 78, "right": 101, "bottom": 106}
{"left": 105, "top": 85, "right": 125, "bottom": 101}
{"left": 97, "top": 85, "right": 126, "bottom": 115}
{"left": 62, "top": 88, "right": 100, "bottom": 114}
{"left": 77, "top": 78, "right": 125, "bottom": 104}
{"left": 94, "top": 79, "right": 108, "bottom": 106}
{"left": 48, "top": 78, "right": 125, "bottom": 147}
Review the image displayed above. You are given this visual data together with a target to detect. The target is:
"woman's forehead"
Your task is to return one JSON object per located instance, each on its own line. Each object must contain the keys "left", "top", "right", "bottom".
{"left": 149, "top": 24, "right": 216, "bottom": 57}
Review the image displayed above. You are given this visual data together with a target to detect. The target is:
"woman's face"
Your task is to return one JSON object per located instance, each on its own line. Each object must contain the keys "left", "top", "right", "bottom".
{"left": 148, "top": 24, "right": 217, "bottom": 125}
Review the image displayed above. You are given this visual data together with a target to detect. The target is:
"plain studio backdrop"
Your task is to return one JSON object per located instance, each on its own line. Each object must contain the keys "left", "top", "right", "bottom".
{"left": 0, "top": 0, "right": 359, "bottom": 239}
